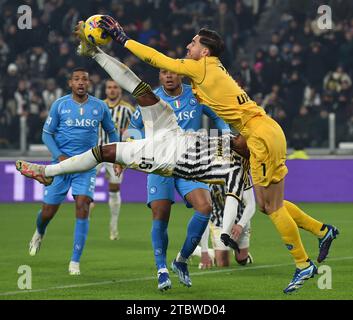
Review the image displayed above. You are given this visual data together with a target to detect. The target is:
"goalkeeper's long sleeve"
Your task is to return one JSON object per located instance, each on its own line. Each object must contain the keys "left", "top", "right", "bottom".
{"left": 125, "top": 40, "right": 202, "bottom": 80}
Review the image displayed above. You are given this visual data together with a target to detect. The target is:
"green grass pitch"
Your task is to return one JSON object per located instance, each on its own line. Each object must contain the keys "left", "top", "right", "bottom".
{"left": 0, "top": 202, "right": 352, "bottom": 300}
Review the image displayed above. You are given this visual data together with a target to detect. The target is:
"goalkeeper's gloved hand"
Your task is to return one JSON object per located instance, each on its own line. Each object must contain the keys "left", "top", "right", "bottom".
{"left": 98, "top": 15, "right": 130, "bottom": 45}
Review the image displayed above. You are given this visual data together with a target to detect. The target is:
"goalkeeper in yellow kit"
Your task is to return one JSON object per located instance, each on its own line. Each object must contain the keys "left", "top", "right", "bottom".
{"left": 97, "top": 16, "right": 339, "bottom": 294}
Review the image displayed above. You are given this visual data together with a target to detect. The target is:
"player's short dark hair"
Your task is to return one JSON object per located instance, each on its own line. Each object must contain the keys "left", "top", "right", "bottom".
{"left": 70, "top": 67, "right": 89, "bottom": 78}
{"left": 105, "top": 78, "right": 117, "bottom": 85}
{"left": 197, "top": 28, "right": 225, "bottom": 57}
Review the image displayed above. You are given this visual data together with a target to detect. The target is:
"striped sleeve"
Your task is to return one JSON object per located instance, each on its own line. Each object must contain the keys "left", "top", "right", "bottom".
{"left": 118, "top": 104, "right": 134, "bottom": 132}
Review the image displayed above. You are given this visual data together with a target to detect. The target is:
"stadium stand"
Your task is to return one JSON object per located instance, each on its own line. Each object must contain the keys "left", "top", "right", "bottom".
{"left": 0, "top": 0, "right": 352, "bottom": 150}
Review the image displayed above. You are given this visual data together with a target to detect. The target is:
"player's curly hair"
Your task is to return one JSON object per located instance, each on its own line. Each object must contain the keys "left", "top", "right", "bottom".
{"left": 198, "top": 28, "right": 225, "bottom": 57}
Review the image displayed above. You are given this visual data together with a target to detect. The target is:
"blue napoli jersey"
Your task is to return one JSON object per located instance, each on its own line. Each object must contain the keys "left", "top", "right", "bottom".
{"left": 128, "top": 84, "right": 229, "bottom": 138}
{"left": 43, "top": 94, "right": 116, "bottom": 158}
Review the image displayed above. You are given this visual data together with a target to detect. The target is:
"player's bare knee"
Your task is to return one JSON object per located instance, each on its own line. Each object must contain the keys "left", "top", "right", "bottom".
{"left": 152, "top": 207, "right": 170, "bottom": 221}
{"left": 198, "top": 203, "right": 212, "bottom": 215}
{"left": 192, "top": 198, "right": 212, "bottom": 215}
{"left": 41, "top": 204, "right": 59, "bottom": 219}
{"left": 150, "top": 200, "right": 171, "bottom": 221}
{"left": 75, "top": 198, "right": 91, "bottom": 219}
{"left": 76, "top": 208, "right": 89, "bottom": 219}
{"left": 109, "top": 183, "right": 120, "bottom": 192}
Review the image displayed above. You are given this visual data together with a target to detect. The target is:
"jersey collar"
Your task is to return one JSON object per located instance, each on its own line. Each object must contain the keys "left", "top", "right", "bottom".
{"left": 71, "top": 94, "right": 89, "bottom": 106}
{"left": 161, "top": 84, "right": 184, "bottom": 99}
{"left": 105, "top": 98, "right": 121, "bottom": 108}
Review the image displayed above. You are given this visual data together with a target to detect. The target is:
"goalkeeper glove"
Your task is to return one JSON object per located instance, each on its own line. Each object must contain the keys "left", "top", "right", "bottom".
{"left": 98, "top": 15, "right": 130, "bottom": 45}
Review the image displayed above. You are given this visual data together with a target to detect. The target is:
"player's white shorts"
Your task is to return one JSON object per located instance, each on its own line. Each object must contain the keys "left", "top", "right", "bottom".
{"left": 95, "top": 162, "right": 123, "bottom": 184}
{"left": 114, "top": 99, "right": 239, "bottom": 185}
{"left": 209, "top": 221, "right": 251, "bottom": 251}
{"left": 114, "top": 100, "right": 187, "bottom": 176}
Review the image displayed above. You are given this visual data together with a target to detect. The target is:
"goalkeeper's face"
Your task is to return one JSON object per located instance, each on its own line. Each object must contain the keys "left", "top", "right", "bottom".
{"left": 69, "top": 71, "right": 89, "bottom": 97}
{"left": 186, "top": 35, "right": 209, "bottom": 60}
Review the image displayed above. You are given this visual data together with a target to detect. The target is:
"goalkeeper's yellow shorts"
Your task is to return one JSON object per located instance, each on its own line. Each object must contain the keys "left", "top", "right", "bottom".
{"left": 243, "top": 115, "right": 288, "bottom": 187}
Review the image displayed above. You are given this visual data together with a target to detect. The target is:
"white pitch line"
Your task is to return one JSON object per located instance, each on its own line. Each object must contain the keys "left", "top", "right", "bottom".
{"left": 1, "top": 256, "right": 352, "bottom": 297}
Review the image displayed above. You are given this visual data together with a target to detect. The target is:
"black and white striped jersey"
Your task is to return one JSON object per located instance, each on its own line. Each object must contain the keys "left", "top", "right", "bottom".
{"left": 173, "top": 133, "right": 245, "bottom": 186}
{"left": 173, "top": 133, "right": 252, "bottom": 228}
{"left": 98, "top": 99, "right": 134, "bottom": 144}
{"left": 209, "top": 183, "right": 250, "bottom": 228}
{"left": 209, "top": 183, "right": 228, "bottom": 227}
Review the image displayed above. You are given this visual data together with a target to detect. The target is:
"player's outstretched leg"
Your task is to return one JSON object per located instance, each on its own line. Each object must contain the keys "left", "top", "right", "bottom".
{"left": 283, "top": 201, "right": 339, "bottom": 263}
{"left": 16, "top": 160, "right": 53, "bottom": 186}
{"left": 16, "top": 144, "right": 110, "bottom": 183}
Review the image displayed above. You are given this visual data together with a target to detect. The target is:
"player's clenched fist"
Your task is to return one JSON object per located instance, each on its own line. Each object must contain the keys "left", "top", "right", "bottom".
{"left": 98, "top": 15, "right": 130, "bottom": 45}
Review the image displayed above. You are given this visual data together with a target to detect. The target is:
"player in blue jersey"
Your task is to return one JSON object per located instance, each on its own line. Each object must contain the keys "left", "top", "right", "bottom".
{"left": 28, "top": 67, "right": 118, "bottom": 275}
{"left": 128, "top": 69, "right": 230, "bottom": 290}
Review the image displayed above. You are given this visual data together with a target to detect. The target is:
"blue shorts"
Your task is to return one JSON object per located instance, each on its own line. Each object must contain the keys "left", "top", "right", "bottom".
{"left": 147, "top": 174, "right": 209, "bottom": 208}
{"left": 43, "top": 168, "right": 96, "bottom": 205}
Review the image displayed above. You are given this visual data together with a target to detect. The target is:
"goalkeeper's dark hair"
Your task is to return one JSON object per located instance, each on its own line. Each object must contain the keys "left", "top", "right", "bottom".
{"left": 197, "top": 28, "right": 225, "bottom": 57}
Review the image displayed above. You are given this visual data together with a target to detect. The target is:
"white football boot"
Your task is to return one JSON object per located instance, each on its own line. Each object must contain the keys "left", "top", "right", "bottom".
{"left": 109, "top": 220, "right": 119, "bottom": 240}
{"left": 69, "top": 261, "right": 80, "bottom": 275}
{"left": 110, "top": 230, "right": 119, "bottom": 241}
{"left": 29, "top": 230, "right": 43, "bottom": 256}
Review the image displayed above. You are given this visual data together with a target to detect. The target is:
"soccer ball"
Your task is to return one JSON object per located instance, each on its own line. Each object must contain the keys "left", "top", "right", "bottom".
{"left": 83, "top": 15, "right": 112, "bottom": 46}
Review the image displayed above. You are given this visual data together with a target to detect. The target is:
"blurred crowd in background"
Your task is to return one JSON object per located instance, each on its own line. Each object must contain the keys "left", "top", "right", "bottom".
{"left": 0, "top": 0, "right": 352, "bottom": 150}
